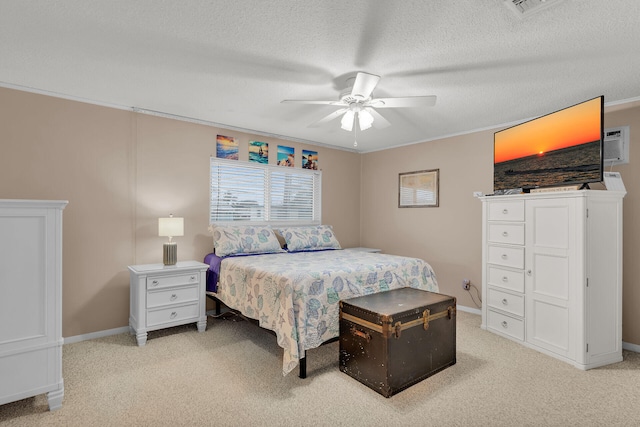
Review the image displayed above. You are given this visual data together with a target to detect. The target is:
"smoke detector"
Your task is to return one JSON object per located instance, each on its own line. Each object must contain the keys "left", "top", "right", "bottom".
{"left": 504, "top": 0, "right": 565, "bottom": 17}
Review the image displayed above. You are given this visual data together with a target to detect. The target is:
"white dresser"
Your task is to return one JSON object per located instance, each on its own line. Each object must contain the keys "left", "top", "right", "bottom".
{"left": 0, "top": 199, "right": 67, "bottom": 410}
{"left": 129, "top": 261, "right": 208, "bottom": 346}
{"left": 480, "top": 190, "right": 624, "bottom": 369}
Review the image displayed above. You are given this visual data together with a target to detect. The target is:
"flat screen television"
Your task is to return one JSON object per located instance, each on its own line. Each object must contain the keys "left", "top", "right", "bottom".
{"left": 493, "top": 96, "right": 604, "bottom": 193}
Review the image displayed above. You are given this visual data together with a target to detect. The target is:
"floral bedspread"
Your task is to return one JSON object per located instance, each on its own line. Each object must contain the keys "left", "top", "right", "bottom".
{"left": 216, "top": 249, "right": 439, "bottom": 375}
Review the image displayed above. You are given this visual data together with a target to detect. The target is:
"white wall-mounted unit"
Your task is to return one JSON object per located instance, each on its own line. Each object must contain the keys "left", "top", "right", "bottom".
{"left": 603, "top": 126, "right": 630, "bottom": 166}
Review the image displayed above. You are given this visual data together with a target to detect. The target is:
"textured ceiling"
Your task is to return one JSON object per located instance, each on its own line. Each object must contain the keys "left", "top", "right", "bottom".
{"left": 1, "top": 0, "right": 640, "bottom": 152}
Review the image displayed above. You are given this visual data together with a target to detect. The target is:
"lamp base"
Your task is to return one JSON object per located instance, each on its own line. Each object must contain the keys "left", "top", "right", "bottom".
{"left": 163, "top": 242, "right": 178, "bottom": 266}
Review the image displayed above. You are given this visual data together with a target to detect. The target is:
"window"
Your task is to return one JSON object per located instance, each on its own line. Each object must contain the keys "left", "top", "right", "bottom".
{"left": 210, "top": 157, "right": 321, "bottom": 225}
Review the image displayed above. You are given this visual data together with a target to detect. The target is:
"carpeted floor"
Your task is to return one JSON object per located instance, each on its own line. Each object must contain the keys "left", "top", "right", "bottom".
{"left": 1, "top": 311, "right": 639, "bottom": 426}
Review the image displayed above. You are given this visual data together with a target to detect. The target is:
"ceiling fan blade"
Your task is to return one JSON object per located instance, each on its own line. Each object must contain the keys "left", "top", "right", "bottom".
{"left": 364, "top": 107, "right": 391, "bottom": 129}
{"left": 369, "top": 95, "right": 437, "bottom": 108}
{"left": 308, "top": 108, "right": 349, "bottom": 128}
{"left": 281, "top": 99, "right": 345, "bottom": 106}
{"left": 351, "top": 72, "right": 380, "bottom": 100}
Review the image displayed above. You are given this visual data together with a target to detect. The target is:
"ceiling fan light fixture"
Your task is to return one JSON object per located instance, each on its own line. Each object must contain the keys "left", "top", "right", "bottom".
{"left": 282, "top": 71, "right": 437, "bottom": 133}
{"left": 358, "top": 109, "right": 374, "bottom": 131}
{"left": 341, "top": 110, "right": 355, "bottom": 131}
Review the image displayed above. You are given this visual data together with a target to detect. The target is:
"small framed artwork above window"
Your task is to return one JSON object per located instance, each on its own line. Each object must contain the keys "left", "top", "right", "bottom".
{"left": 398, "top": 169, "right": 439, "bottom": 208}
{"left": 216, "top": 135, "right": 239, "bottom": 160}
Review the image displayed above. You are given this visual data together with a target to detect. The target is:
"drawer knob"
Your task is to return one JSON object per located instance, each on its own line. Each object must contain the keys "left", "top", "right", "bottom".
{"left": 527, "top": 270, "right": 532, "bottom": 276}
{"left": 170, "top": 311, "right": 177, "bottom": 319}
{"left": 502, "top": 231, "right": 509, "bottom": 237}
{"left": 502, "top": 298, "right": 508, "bottom": 305}
{"left": 152, "top": 280, "right": 159, "bottom": 286}
{"left": 501, "top": 320, "right": 508, "bottom": 328}
{"left": 502, "top": 276, "right": 509, "bottom": 282}
{"left": 502, "top": 209, "right": 508, "bottom": 214}
{"left": 170, "top": 294, "right": 177, "bottom": 301}
{"left": 190, "top": 275, "right": 196, "bottom": 281}
{"left": 501, "top": 254, "right": 508, "bottom": 260}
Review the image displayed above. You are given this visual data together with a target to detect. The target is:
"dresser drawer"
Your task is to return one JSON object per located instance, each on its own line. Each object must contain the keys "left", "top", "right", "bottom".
{"left": 487, "top": 244, "right": 524, "bottom": 269}
{"left": 488, "top": 200, "right": 525, "bottom": 222}
{"left": 487, "top": 288, "right": 524, "bottom": 317}
{"left": 487, "top": 309, "right": 524, "bottom": 341}
{"left": 488, "top": 223, "right": 525, "bottom": 245}
{"left": 147, "top": 285, "right": 199, "bottom": 309}
{"left": 147, "top": 303, "right": 199, "bottom": 327}
{"left": 147, "top": 273, "right": 199, "bottom": 290}
{"left": 488, "top": 266, "right": 525, "bottom": 293}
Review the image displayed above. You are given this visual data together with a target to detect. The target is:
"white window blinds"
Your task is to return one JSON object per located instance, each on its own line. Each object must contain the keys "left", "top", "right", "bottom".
{"left": 210, "top": 157, "right": 321, "bottom": 225}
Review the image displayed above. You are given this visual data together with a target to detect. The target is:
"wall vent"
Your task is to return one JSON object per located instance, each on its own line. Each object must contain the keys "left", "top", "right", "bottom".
{"left": 603, "top": 126, "right": 630, "bottom": 166}
{"left": 504, "top": 0, "right": 565, "bottom": 17}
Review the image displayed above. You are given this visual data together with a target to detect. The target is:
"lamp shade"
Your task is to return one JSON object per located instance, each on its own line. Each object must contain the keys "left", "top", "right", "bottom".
{"left": 158, "top": 216, "right": 184, "bottom": 238}
{"left": 358, "top": 109, "right": 374, "bottom": 131}
{"left": 340, "top": 110, "right": 355, "bottom": 131}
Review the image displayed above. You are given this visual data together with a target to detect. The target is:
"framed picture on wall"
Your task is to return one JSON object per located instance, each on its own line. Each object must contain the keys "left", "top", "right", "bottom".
{"left": 216, "top": 135, "right": 239, "bottom": 160}
{"left": 302, "top": 149, "right": 318, "bottom": 170}
{"left": 398, "top": 169, "right": 439, "bottom": 208}
{"left": 249, "top": 141, "right": 268, "bottom": 164}
{"left": 277, "top": 145, "right": 295, "bottom": 167}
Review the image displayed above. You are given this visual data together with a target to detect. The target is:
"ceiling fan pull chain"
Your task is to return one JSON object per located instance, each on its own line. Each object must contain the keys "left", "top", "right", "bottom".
{"left": 354, "top": 123, "right": 358, "bottom": 147}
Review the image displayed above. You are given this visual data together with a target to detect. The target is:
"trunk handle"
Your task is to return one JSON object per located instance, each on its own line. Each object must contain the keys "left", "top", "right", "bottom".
{"left": 350, "top": 326, "right": 371, "bottom": 342}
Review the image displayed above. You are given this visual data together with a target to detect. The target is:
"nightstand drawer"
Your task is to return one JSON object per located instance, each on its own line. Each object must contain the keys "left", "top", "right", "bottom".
{"left": 147, "top": 285, "right": 199, "bottom": 309}
{"left": 147, "top": 273, "right": 198, "bottom": 290}
{"left": 487, "top": 288, "right": 524, "bottom": 317}
{"left": 147, "top": 303, "right": 199, "bottom": 327}
{"left": 487, "top": 309, "right": 524, "bottom": 341}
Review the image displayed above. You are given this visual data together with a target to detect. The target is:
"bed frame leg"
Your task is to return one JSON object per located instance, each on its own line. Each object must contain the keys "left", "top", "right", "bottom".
{"left": 215, "top": 299, "right": 221, "bottom": 316}
{"left": 299, "top": 357, "right": 307, "bottom": 379}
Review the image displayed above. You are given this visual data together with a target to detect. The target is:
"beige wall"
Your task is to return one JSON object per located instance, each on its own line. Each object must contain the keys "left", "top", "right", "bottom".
{"left": 0, "top": 87, "right": 361, "bottom": 337}
{"left": 360, "top": 131, "right": 493, "bottom": 311}
{"left": 361, "top": 103, "right": 640, "bottom": 346}
{"left": 0, "top": 88, "right": 135, "bottom": 338}
{"left": 2, "top": 86, "right": 638, "bottom": 346}
{"left": 602, "top": 104, "right": 640, "bottom": 346}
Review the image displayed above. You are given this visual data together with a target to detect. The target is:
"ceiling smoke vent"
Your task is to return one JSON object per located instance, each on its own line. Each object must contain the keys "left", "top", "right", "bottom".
{"left": 504, "top": 0, "right": 564, "bottom": 17}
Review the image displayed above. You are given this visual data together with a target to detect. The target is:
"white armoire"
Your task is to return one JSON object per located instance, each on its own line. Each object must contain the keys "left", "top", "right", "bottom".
{"left": 0, "top": 199, "right": 67, "bottom": 410}
{"left": 480, "top": 190, "right": 624, "bottom": 370}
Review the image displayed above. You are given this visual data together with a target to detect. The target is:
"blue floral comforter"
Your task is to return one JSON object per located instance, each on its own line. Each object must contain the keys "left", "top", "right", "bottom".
{"left": 216, "top": 249, "right": 439, "bottom": 375}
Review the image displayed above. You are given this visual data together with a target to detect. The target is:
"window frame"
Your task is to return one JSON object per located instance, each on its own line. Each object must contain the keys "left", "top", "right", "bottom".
{"left": 209, "top": 157, "right": 322, "bottom": 226}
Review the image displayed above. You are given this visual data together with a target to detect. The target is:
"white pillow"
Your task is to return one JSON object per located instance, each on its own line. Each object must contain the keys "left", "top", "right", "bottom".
{"left": 277, "top": 225, "right": 341, "bottom": 252}
{"left": 212, "top": 225, "right": 285, "bottom": 257}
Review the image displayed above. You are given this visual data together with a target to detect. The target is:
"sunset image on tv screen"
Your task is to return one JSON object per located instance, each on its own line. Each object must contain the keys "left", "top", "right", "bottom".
{"left": 493, "top": 97, "right": 602, "bottom": 191}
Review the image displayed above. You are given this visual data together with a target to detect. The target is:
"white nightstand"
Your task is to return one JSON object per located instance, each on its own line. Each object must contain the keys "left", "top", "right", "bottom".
{"left": 346, "top": 247, "right": 381, "bottom": 253}
{"left": 128, "top": 260, "right": 209, "bottom": 346}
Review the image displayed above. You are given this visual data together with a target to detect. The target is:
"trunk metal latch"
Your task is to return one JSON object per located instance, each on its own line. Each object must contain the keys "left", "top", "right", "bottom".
{"left": 392, "top": 306, "right": 456, "bottom": 339}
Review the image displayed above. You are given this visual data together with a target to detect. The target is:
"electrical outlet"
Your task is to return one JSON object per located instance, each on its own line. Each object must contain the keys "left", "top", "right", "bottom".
{"left": 462, "top": 279, "right": 471, "bottom": 290}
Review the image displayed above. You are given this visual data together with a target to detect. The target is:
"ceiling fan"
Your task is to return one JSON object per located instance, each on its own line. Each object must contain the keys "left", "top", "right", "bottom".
{"left": 281, "top": 71, "right": 437, "bottom": 132}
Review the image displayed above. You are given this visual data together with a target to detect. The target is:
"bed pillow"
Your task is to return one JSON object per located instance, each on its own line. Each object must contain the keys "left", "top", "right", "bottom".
{"left": 212, "top": 225, "right": 285, "bottom": 257}
{"left": 277, "top": 225, "right": 342, "bottom": 252}
{"left": 273, "top": 229, "right": 287, "bottom": 249}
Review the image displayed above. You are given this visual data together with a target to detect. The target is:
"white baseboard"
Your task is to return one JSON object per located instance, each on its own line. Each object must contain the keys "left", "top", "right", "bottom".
{"left": 64, "top": 326, "right": 131, "bottom": 345}
{"left": 623, "top": 341, "right": 640, "bottom": 353}
{"left": 457, "top": 305, "right": 481, "bottom": 316}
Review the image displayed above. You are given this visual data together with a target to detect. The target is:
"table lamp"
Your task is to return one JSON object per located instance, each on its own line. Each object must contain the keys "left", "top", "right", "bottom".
{"left": 158, "top": 214, "right": 184, "bottom": 265}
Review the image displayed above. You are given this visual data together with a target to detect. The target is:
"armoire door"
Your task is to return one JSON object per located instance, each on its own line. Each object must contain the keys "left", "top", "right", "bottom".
{"left": 525, "top": 197, "right": 581, "bottom": 359}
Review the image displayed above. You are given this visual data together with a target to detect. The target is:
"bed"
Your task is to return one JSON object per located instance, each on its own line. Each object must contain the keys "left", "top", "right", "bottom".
{"left": 205, "top": 225, "right": 439, "bottom": 377}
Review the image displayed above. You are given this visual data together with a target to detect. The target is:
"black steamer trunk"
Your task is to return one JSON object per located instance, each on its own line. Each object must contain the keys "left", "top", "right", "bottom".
{"left": 339, "top": 288, "right": 456, "bottom": 397}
